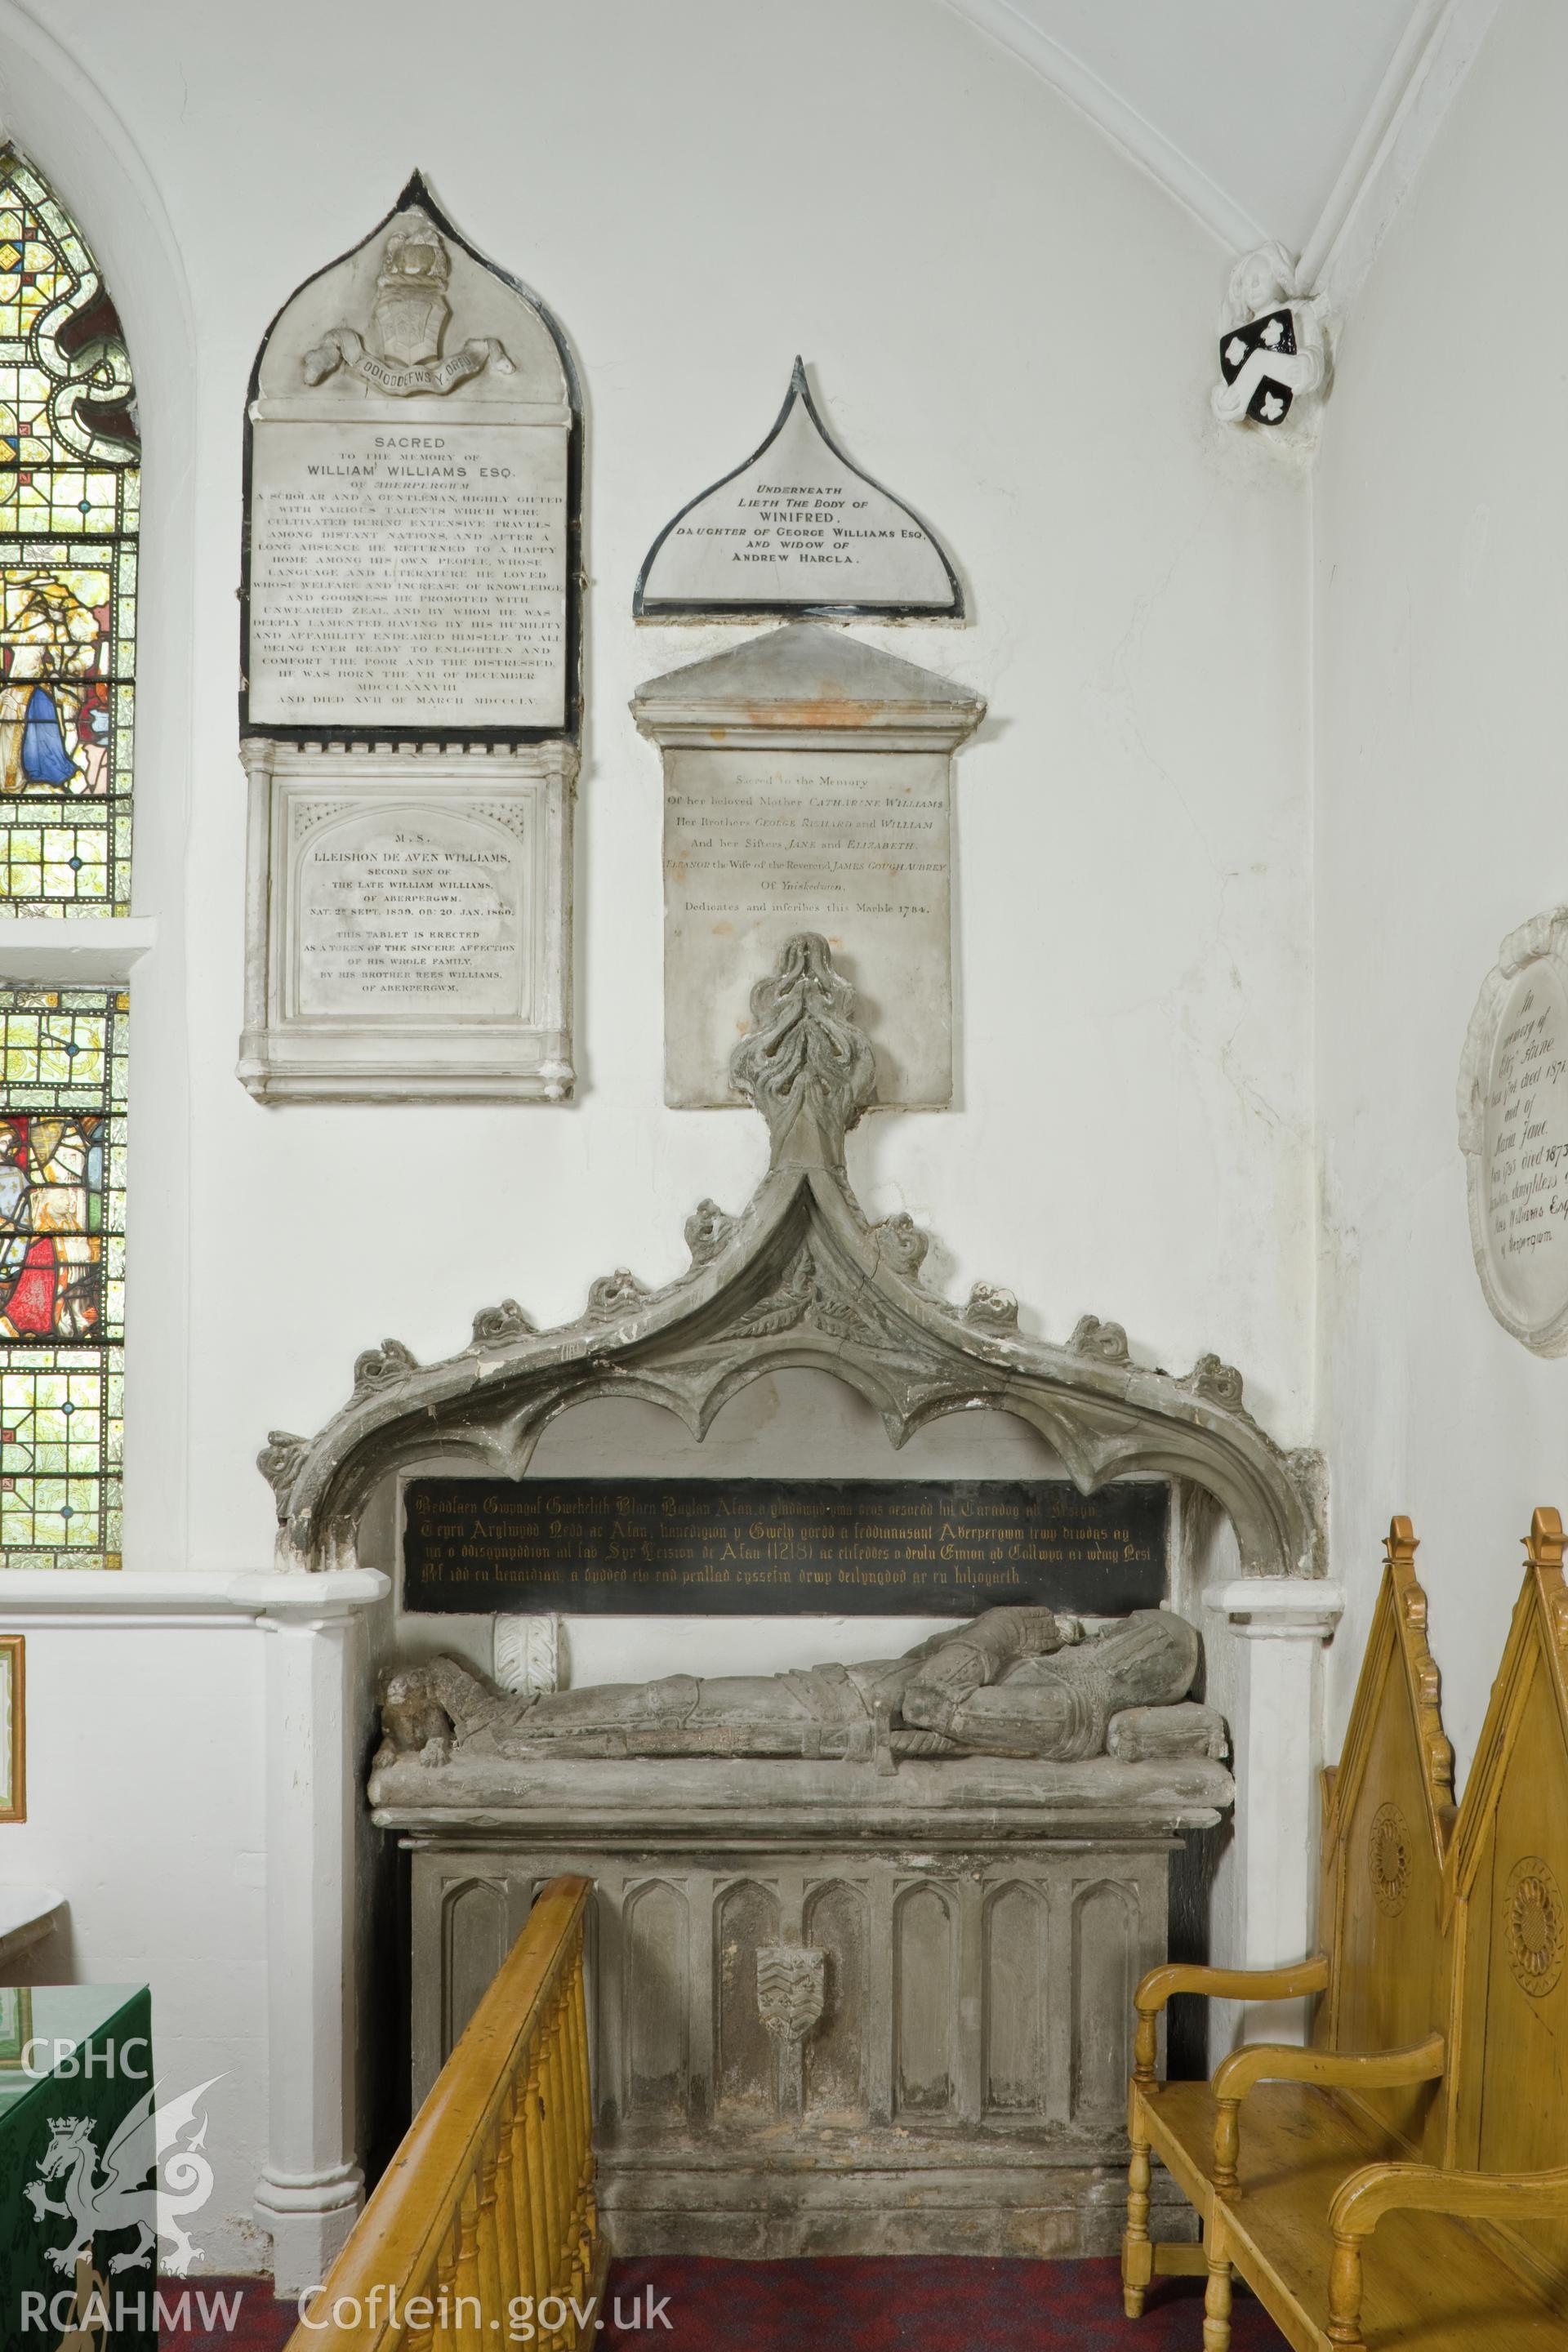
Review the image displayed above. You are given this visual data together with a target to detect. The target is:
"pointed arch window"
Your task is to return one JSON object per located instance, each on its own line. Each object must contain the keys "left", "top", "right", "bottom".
{"left": 0, "top": 150, "right": 136, "bottom": 1569}
{"left": 0, "top": 146, "right": 136, "bottom": 913}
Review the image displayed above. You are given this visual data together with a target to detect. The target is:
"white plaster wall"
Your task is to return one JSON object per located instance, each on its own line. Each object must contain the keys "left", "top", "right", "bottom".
{"left": 2, "top": 1622, "right": 270, "bottom": 2272}
{"left": 1314, "top": 0, "right": 1567, "bottom": 1778}
{"left": 0, "top": 0, "right": 1317, "bottom": 2278}
{"left": 24, "top": 0, "right": 1314, "bottom": 1586}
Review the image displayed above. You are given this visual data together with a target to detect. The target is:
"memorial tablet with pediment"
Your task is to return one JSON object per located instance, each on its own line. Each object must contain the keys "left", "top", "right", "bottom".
{"left": 634, "top": 625, "right": 983, "bottom": 1108}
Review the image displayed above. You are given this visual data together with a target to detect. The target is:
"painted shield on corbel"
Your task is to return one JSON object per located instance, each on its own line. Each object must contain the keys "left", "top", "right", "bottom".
{"left": 1218, "top": 306, "right": 1298, "bottom": 423}
{"left": 756, "top": 1945, "right": 826, "bottom": 2043}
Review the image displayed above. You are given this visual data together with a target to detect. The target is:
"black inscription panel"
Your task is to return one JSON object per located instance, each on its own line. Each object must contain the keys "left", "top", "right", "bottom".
{"left": 401, "top": 1477, "right": 1169, "bottom": 1615}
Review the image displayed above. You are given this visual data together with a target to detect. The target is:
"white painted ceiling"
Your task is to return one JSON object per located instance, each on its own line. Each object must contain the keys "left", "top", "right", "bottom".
{"left": 947, "top": 0, "right": 1423, "bottom": 255}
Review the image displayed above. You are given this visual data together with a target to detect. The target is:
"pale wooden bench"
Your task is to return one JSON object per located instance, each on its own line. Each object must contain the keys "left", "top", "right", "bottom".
{"left": 1120, "top": 1510, "right": 1568, "bottom": 2351}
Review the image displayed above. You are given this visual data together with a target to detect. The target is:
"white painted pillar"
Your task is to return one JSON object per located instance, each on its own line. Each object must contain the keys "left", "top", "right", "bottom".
{"left": 1203, "top": 1579, "right": 1344, "bottom": 2054}
{"left": 243, "top": 1570, "right": 387, "bottom": 2296}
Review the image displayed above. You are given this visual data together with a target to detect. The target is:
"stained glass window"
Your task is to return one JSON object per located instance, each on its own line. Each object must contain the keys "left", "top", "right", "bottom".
{"left": 0, "top": 985, "right": 126, "bottom": 1566}
{"left": 0, "top": 149, "right": 137, "bottom": 915}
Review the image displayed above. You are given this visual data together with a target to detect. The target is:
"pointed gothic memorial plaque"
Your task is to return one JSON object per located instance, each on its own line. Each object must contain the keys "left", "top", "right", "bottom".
{"left": 243, "top": 173, "right": 581, "bottom": 737}
{"left": 238, "top": 177, "right": 581, "bottom": 1102}
{"left": 635, "top": 361, "right": 961, "bottom": 620}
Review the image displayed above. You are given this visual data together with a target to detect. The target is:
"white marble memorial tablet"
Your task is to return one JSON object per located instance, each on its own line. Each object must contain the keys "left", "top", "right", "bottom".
{"left": 663, "top": 746, "right": 951, "bottom": 1106}
{"left": 239, "top": 742, "right": 575, "bottom": 1104}
{"left": 294, "top": 802, "right": 528, "bottom": 1022}
{"left": 248, "top": 420, "right": 567, "bottom": 730}
{"left": 1459, "top": 909, "right": 1568, "bottom": 1351}
{"left": 635, "top": 360, "right": 960, "bottom": 620}
{"left": 243, "top": 176, "right": 577, "bottom": 738}
{"left": 634, "top": 624, "right": 982, "bottom": 1109}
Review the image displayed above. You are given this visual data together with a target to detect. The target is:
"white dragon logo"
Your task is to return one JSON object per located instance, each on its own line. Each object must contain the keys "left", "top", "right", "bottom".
{"left": 24, "top": 2077, "right": 222, "bottom": 2276}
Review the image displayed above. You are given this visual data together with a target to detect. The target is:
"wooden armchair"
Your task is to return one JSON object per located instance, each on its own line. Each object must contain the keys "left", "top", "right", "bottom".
{"left": 1121, "top": 1512, "right": 1568, "bottom": 2350}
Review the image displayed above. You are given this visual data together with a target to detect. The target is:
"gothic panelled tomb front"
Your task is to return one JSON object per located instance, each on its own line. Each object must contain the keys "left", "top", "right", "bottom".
{"left": 407, "top": 1828, "right": 1186, "bottom": 2255}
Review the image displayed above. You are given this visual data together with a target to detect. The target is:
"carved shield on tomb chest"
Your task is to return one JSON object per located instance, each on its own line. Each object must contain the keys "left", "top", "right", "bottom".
{"left": 756, "top": 1945, "right": 826, "bottom": 2044}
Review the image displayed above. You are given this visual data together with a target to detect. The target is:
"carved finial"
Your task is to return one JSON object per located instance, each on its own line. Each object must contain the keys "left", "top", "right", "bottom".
{"left": 351, "top": 1339, "right": 419, "bottom": 1400}
{"left": 1384, "top": 1515, "right": 1419, "bottom": 1570}
{"left": 470, "top": 1300, "right": 535, "bottom": 1347}
{"left": 729, "top": 934, "right": 876, "bottom": 1170}
{"left": 1183, "top": 1352, "right": 1246, "bottom": 1411}
{"left": 257, "top": 1430, "right": 310, "bottom": 1516}
{"left": 1379, "top": 1515, "right": 1455, "bottom": 1822}
{"left": 871, "top": 1213, "right": 929, "bottom": 1278}
{"left": 964, "top": 1281, "right": 1018, "bottom": 1331}
{"left": 1071, "top": 1314, "right": 1130, "bottom": 1366}
{"left": 1527, "top": 1506, "right": 1566, "bottom": 1570}
{"left": 586, "top": 1268, "right": 654, "bottom": 1322}
{"left": 684, "top": 1198, "right": 739, "bottom": 1268}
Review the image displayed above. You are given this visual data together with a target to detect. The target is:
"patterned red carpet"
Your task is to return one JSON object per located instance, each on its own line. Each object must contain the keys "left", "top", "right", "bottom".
{"left": 168, "top": 2257, "right": 1287, "bottom": 2350}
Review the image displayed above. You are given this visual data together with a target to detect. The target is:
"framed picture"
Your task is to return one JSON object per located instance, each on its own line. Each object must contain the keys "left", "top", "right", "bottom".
{"left": 0, "top": 1636, "right": 24, "bottom": 1824}
{"left": 0, "top": 1985, "right": 32, "bottom": 2065}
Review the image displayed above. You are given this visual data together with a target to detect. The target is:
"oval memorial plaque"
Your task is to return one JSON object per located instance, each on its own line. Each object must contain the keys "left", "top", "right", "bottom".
{"left": 1459, "top": 910, "right": 1568, "bottom": 1352}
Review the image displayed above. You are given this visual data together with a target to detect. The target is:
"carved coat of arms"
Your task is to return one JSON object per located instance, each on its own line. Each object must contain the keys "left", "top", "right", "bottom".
{"left": 301, "top": 209, "right": 514, "bottom": 399}
{"left": 755, "top": 1946, "right": 826, "bottom": 2044}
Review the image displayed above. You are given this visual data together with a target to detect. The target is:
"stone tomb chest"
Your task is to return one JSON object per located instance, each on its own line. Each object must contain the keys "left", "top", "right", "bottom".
{"left": 373, "top": 1745, "right": 1232, "bottom": 2257}
{"left": 260, "top": 935, "right": 1312, "bottom": 2256}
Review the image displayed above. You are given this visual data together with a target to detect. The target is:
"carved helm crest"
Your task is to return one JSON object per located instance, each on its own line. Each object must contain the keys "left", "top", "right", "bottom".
{"left": 378, "top": 212, "right": 450, "bottom": 293}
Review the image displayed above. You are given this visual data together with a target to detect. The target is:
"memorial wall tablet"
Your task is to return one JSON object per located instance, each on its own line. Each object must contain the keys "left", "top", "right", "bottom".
{"left": 237, "top": 176, "right": 582, "bottom": 1103}
{"left": 242, "top": 175, "right": 579, "bottom": 739}
{"left": 634, "top": 623, "right": 983, "bottom": 1108}
{"left": 635, "top": 359, "right": 962, "bottom": 621}
{"left": 1459, "top": 906, "right": 1568, "bottom": 1352}
{"left": 401, "top": 1475, "right": 1169, "bottom": 1616}
{"left": 238, "top": 741, "right": 572, "bottom": 1102}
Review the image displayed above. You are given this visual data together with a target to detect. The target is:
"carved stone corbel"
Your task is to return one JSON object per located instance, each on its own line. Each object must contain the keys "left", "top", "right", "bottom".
{"left": 1213, "top": 243, "right": 1330, "bottom": 438}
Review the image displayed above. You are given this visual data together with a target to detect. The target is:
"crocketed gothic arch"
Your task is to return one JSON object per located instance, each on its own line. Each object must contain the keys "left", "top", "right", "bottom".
{"left": 259, "top": 935, "right": 1320, "bottom": 1586}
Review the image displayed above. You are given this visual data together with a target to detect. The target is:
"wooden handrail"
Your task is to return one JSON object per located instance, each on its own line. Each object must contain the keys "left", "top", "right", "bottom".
{"left": 284, "top": 1875, "right": 603, "bottom": 2352}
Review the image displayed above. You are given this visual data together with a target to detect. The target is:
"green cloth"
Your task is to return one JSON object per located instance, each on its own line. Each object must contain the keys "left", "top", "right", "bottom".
{"left": 0, "top": 1985, "right": 155, "bottom": 2352}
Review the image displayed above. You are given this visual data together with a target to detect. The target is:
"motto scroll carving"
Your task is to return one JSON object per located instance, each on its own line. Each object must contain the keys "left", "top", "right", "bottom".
{"left": 256, "top": 934, "right": 1321, "bottom": 1582}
